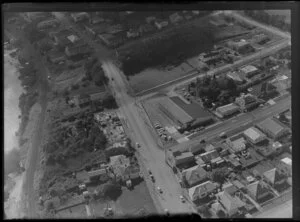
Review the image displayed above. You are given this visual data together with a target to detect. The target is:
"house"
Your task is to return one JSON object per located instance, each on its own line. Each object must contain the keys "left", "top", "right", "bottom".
{"left": 37, "top": 19, "right": 59, "bottom": 30}
{"left": 75, "top": 94, "right": 91, "bottom": 107}
{"left": 256, "top": 118, "right": 290, "bottom": 140}
{"left": 166, "top": 150, "right": 196, "bottom": 170}
{"left": 123, "top": 165, "right": 141, "bottom": 182}
{"left": 226, "top": 71, "right": 244, "bottom": 84}
{"left": 126, "top": 29, "right": 140, "bottom": 38}
{"left": 47, "top": 50, "right": 66, "bottom": 64}
{"left": 215, "top": 103, "right": 240, "bottom": 118}
{"left": 88, "top": 168, "right": 110, "bottom": 182}
{"left": 48, "top": 196, "right": 61, "bottom": 210}
{"left": 145, "top": 16, "right": 156, "bottom": 24}
{"left": 238, "top": 148, "right": 263, "bottom": 169}
{"left": 98, "top": 33, "right": 124, "bottom": 48}
{"left": 154, "top": 19, "right": 169, "bottom": 30}
{"left": 223, "top": 154, "right": 242, "bottom": 170}
{"left": 65, "top": 43, "right": 93, "bottom": 57}
{"left": 252, "top": 34, "right": 270, "bottom": 45}
{"left": 200, "top": 150, "right": 219, "bottom": 163}
{"left": 271, "top": 141, "right": 283, "bottom": 154}
{"left": 235, "top": 93, "right": 259, "bottom": 112}
{"left": 105, "top": 141, "right": 130, "bottom": 157}
{"left": 106, "top": 24, "right": 126, "bottom": 35}
{"left": 181, "top": 165, "right": 208, "bottom": 188}
{"left": 109, "top": 155, "right": 131, "bottom": 180}
{"left": 189, "top": 143, "right": 205, "bottom": 155}
{"left": 226, "top": 135, "right": 247, "bottom": 153}
{"left": 138, "top": 24, "right": 155, "bottom": 34}
{"left": 255, "top": 145, "right": 274, "bottom": 157}
{"left": 76, "top": 170, "right": 90, "bottom": 184}
{"left": 51, "top": 29, "right": 83, "bottom": 47}
{"left": 217, "top": 183, "right": 246, "bottom": 216}
{"left": 226, "top": 40, "right": 254, "bottom": 55}
{"left": 240, "top": 65, "right": 260, "bottom": 78}
{"left": 243, "top": 127, "right": 267, "bottom": 144}
{"left": 279, "top": 157, "right": 292, "bottom": 176}
{"left": 90, "top": 15, "right": 105, "bottom": 24}
{"left": 246, "top": 181, "right": 272, "bottom": 202}
{"left": 71, "top": 12, "right": 90, "bottom": 22}
{"left": 263, "top": 168, "right": 287, "bottom": 188}
{"left": 84, "top": 23, "right": 109, "bottom": 37}
{"left": 26, "top": 12, "right": 52, "bottom": 21}
{"left": 169, "top": 12, "right": 183, "bottom": 24}
{"left": 188, "top": 180, "right": 217, "bottom": 202}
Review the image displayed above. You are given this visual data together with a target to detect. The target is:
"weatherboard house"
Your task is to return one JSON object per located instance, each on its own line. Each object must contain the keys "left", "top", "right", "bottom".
{"left": 216, "top": 183, "right": 246, "bottom": 217}
{"left": 246, "top": 181, "right": 272, "bottom": 202}
{"left": 256, "top": 118, "right": 290, "bottom": 140}
{"left": 188, "top": 180, "right": 217, "bottom": 202}
{"left": 181, "top": 165, "right": 209, "bottom": 188}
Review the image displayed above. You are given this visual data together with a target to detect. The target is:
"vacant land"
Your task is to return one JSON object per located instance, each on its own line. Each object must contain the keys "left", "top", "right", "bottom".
{"left": 170, "top": 96, "right": 213, "bottom": 120}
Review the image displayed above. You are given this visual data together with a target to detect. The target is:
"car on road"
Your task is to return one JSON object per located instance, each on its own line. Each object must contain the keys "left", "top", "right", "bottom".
{"left": 157, "top": 186, "right": 163, "bottom": 193}
{"left": 219, "top": 132, "right": 227, "bottom": 139}
{"left": 150, "top": 175, "right": 155, "bottom": 183}
{"left": 180, "top": 195, "right": 185, "bottom": 203}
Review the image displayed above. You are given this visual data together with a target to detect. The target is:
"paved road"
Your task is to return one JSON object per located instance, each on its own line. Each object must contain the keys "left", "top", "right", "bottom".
{"left": 6, "top": 23, "right": 51, "bottom": 218}
{"left": 136, "top": 38, "right": 289, "bottom": 97}
{"left": 53, "top": 12, "right": 196, "bottom": 215}
{"left": 227, "top": 11, "right": 291, "bottom": 40}
{"left": 102, "top": 61, "right": 195, "bottom": 214}
{"left": 170, "top": 95, "right": 290, "bottom": 152}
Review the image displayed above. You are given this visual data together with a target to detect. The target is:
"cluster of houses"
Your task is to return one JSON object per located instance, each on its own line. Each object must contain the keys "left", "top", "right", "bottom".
{"left": 215, "top": 92, "right": 260, "bottom": 119}
{"left": 198, "top": 46, "right": 238, "bottom": 68}
{"left": 166, "top": 115, "right": 291, "bottom": 217}
{"left": 65, "top": 10, "right": 201, "bottom": 48}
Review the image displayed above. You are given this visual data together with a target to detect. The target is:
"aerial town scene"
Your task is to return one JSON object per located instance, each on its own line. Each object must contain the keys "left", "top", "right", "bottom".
{"left": 4, "top": 3, "right": 292, "bottom": 219}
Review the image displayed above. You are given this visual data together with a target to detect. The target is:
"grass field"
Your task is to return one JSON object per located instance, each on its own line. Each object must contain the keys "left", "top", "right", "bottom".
{"left": 128, "top": 62, "right": 195, "bottom": 93}
{"left": 170, "top": 96, "right": 213, "bottom": 120}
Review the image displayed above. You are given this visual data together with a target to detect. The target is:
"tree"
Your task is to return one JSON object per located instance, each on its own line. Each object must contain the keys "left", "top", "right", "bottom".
{"left": 100, "top": 182, "right": 122, "bottom": 201}
{"left": 211, "top": 168, "right": 227, "bottom": 186}
{"left": 198, "top": 205, "right": 211, "bottom": 218}
{"left": 102, "top": 95, "right": 117, "bottom": 109}
{"left": 46, "top": 154, "right": 56, "bottom": 165}
{"left": 217, "top": 210, "right": 227, "bottom": 218}
{"left": 44, "top": 199, "right": 55, "bottom": 212}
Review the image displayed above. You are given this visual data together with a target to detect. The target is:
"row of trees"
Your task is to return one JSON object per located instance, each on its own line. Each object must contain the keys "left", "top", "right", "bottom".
{"left": 84, "top": 57, "right": 109, "bottom": 87}
{"left": 191, "top": 75, "right": 239, "bottom": 108}
{"left": 244, "top": 10, "right": 290, "bottom": 32}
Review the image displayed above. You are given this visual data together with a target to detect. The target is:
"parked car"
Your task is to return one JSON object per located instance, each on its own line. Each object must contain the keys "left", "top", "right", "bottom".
{"left": 180, "top": 195, "right": 185, "bottom": 203}
{"left": 219, "top": 132, "right": 227, "bottom": 139}
{"left": 150, "top": 175, "right": 155, "bottom": 183}
{"left": 157, "top": 187, "right": 163, "bottom": 193}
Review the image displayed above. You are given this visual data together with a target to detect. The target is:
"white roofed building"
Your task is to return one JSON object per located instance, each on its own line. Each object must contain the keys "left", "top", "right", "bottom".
{"left": 243, "top": 127, "right": 267, "bottom": 144}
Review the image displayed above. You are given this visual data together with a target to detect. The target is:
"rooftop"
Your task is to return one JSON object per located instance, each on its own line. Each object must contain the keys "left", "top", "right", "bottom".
{"left": 243, "top": 127, "right": 266, "bottom": 142}
{"left": 240, "top": 65, "right": 258, "bottom": 74}
{"left": 257, "top": 118, "right": 287, "bottom": 137}
{"left": 88, "top": 168, "right": 107, "bottom": 178}
{"left": 188, "top": 180, "right": 217, "bottom": 200}
{"left": 281, "top": 157, "right": 292, "bottom": 166}
{"left": 182, "top": 165, "right": 208, "bottom": 187}
{"left": 216, "top": 103, "right": 239, "bottom": 113}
